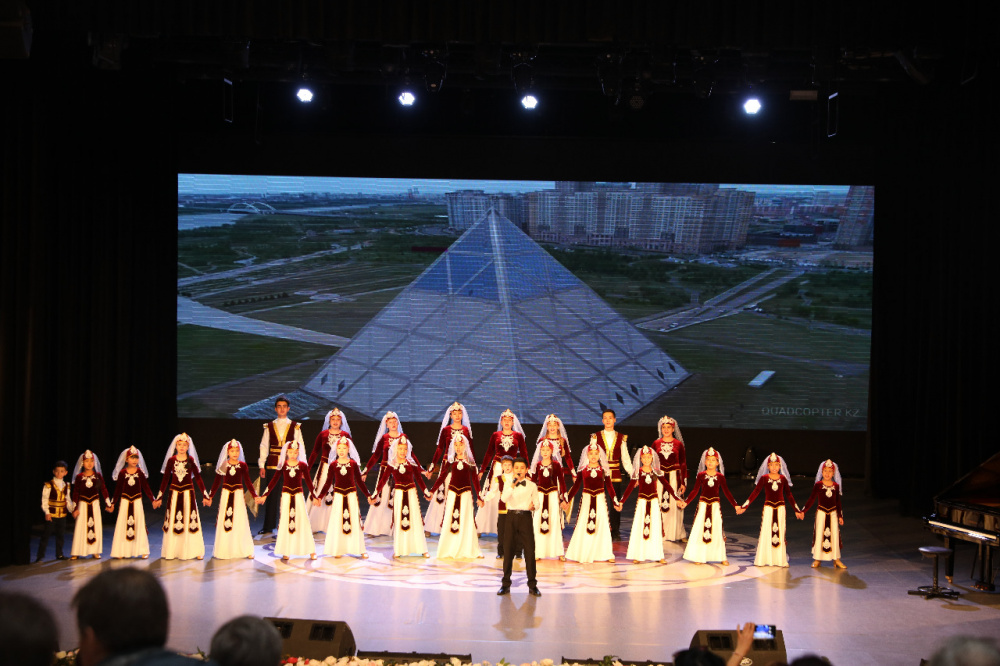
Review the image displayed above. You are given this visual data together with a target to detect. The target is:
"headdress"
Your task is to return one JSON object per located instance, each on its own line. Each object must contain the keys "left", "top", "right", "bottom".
{"left": 112, "top": 446, "right": 148, "bottom": 480}
{"left": 160, "top": 433, "right": 200, "bottom": 473}
{"left": 630, "top": 445, "right": 662, "bottom": 480}
{"left": 755, "top": 452, "right": 791, "bottom": 486}
{"left": 388, "top": 436, "right": 418, "bottom": 466}
{"left": 696, "top": 447, "right": 725, "bottom": 476}
{"left": 815, "top": 459, "right": 843, "bottom": 495}
{"left": 656, "top": 415, "right": 685, "bottom": 444}
{"left": 446, "top": 432, "right": 476, "bottom": 467}
{"left": 73, "top": 450, "right": 104, "bottom": 478}
{"left": 332, "top": 434, "right": 361, "bottom": 466}
{"left": 438, "top": 402, "right": 472, "bottom": 441}
{"left": 530, "top": 432, "right": 563, "bottom": 474}
{"left": 276, "top": 440, "right": 302, "bottom": 470}
{"left": 373, "top": 411, "right": 405, "bottom": 452}
{"left": 324, "top": 408, "right": 352, "bottom": 437}
{"left": 577, "top": 442, "right": 612, "bottom": 478}
{"left": 535, "top": 414, "right": 569, "bottom": 449}
{"left": 215, "top": 439, "right": 246, "bottom": 475}
{"left": 497, "top": 409, "right": 525, "bottom": 436}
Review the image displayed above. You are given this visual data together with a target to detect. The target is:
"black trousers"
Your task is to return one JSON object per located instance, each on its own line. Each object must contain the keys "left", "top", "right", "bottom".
{"left": 501, "top": 510, "right": 536, "bottom": 588}
{"left": 261, "top": 469, "right": 281, "bottom": 532}
{"left": 608, "top": 479, "right": 625, "bottom": 537}
{"left": 37, "top": 515, "right": 68, "bottom": 558}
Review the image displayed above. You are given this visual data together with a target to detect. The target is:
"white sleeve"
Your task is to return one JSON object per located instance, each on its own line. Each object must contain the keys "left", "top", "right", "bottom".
{"left": 620, "top": 437, "right": 633, "bottom": 476}
{"left": 41, "top": 484, "right": 51, "bottom": 515}
{"left": 259, "top": 426, "right": 270, "bottom": 468}
{"left": 294, "top": 423, "right": 304, "bottom": 447}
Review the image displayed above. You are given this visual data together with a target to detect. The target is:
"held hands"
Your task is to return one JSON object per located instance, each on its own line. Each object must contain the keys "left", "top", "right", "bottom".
{"left": 676, "top": 500, "right": 687, "bottom": 509}
{"left": 839, "top": 516, "right": 844, "bottom": 525}
{"left": 422, "top": 470, "right": 432, "bottom": 479}
{"left": 151, "top": 499, "right": 162, "bottom": 510}
{"left": 313, "top": 498, "right": 321, "bottom": 506}
{"left": 477, "top": 499, "right": 484, "bottom": 508}
{"left": 614, "top": 503, "right": 623, "bottom": 512}
{"left": 423, "top": 491, "right": 432, "bottom": 501}
{"left": 259, "top": 469, "right": 266, "bottom": 478}
{"left": 45, "top": 514, "right": 53, "bottom": 522}
{"left": 795, "top": 511, "right": 805, "bottom": 520}
{"left": 560, "top": 501, "right": 570, "bottom": 512}
{"left": 678, "top": 485, "right": 686, "bottom": 495}
{"left": 202, "top": 498, "right": 212, "bottom": 507}
{"left": 105, "top": 505, "right": 114, "bottom": 513}
{"left": 735, "top": 506, "right": 746, "bottom": 515}
{"left": 367, "top": 497, "right": 377, "bottom": 505}
{"left": 255, "top": 496, "right": 266, "bottom": 505}
{"left": 72, "top": 509, "right": 80, "bottom": 518}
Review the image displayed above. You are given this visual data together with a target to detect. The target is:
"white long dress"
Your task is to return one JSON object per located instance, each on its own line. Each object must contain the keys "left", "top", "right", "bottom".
{"left": 424, "top": 471, "right": 449, "bottom": 535}
{"left": 756, "top": 505, "right": 789, "bottom": 566}
{"left": 110, "top": 471, "right": 152, "bottom": 559}
{"left": 534, "top": 490, "right": 565, "bottom": 559}
{"left": 626, "top": 496, "right": 665, "bottom": 562}
{"left": 363, "top": 469, "right": 394, "bottom": 536}
{"left": 436, "top": 490, "right": 481, "bottom": 558}
{"left": 564, "top": 493, "right": 614, "bottom": 563}
{"left": 392, "top": 488, "right": 428, "bottom": 556}
{"left": 159, "top": 457, "right": 206, "bottom": 560}
{"left": 812, "top": 508, "right": 842, "bottom": 561}
{"left": 324, "top": 492, "right": 367, "bottom": 556}
{"left": 660, "top": 469, "right": 687, "bottom": 541}
{"left": 71, "top": 473, "right": 110, "bottom": 558}
{"left": 683, "top": 501, "right": 727, "bottom": 563}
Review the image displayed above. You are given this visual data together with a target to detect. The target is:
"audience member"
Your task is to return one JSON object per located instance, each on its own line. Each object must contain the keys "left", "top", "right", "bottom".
{"left": 210, "top": 615, "right": 282, "bottom": 666}
{"left": 72, "top": 567, "right": 204, "bottom": 666}
{"left": 929, "top": 636, "right": 1000, "bottom": 666}
{"left": 0, "top": 592, "right": 59, "bottom": 666}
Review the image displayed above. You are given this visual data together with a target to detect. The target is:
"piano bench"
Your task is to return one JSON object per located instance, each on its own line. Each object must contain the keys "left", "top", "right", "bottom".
{"left": 908, "top": 546, "right": 960, "bottom": 600}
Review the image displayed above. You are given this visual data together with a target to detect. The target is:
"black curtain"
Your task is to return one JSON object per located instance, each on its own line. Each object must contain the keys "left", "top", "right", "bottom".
{"left": 1, "top": 32, "right": 177, "bottom": 566}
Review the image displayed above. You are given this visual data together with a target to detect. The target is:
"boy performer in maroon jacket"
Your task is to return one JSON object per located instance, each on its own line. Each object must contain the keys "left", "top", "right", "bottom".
{"left": 590, "top": 409, "right": 632, "bottom": 540}
{"left": 257, "top": 396, "right": 303, "bottom": 534}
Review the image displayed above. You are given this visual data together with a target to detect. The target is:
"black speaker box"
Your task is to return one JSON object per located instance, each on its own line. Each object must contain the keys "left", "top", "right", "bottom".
{"left": 689, "top": 629, "right": 787, "bottom": 666}
{"left": 265, "top": 617, "right": 356, "bottom": 660}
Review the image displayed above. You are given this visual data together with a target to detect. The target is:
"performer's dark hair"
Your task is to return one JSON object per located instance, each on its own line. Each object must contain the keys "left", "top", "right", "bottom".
{"left": 512, "top": 456, "right": 528, "bottom": 467}
{"left": 500, "top": 455, "right": 514, "bottom": 463}
{"left": 602, "top": 408, "right": 616, "bottom": 418}
{"left": 73, "top": 568, "right": 168, "bottom": 653}
{"left": 275, "top": 396, "right": 290, "bottom": 407}
{"left": 0, "top": 592, "right": 58, "bottom": 666}
{"left": 211, "top": 615, "right": 282, "bottom": 666}
{"left": 53, "top": 460, "right": 68, "bottom": 470}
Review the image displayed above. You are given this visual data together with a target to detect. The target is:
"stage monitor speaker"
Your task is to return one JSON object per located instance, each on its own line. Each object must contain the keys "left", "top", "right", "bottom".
{"left": 689, "top": 629, "right": 787, "bottom": 666}
{"left": 357, "top": 651, "right": 473, "bottom": 665}
{"left": 265, "top": 617, "right": 356, "bottom": 660}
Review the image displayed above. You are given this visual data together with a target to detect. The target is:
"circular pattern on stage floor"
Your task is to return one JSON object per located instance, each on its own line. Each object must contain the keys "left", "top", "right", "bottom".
{"left": 253, "top": 533, "right": 770, "bottom": 594}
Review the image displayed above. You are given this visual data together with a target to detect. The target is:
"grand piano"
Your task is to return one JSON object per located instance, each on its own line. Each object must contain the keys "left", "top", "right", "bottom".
{"left": 925, "top": 451, "right": 1000, "bottom": 591}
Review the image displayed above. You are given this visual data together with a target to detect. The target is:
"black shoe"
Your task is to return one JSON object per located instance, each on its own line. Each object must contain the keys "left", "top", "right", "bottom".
{"left": 56, "top": 554, "right": 68, "bottom": 560}
{"left": 495, "top": 554, "right": 503, "bottom": 559}
{"left": 528, "top": 587, "right": 542, "bottom": 597}
{"left": 497, "top": 586, "right": 510, "bottom": 596}
{"left": 611, "top": 534, "right": 622, "bottom": 541}
{"left": 35, "top": 555, "right": 43, "bottom": 563}
{"left": 257, "top": 529, "right": 272, "bottom": 535}
{"left": 515, "top": 554, "right": 523, "bottom": 560}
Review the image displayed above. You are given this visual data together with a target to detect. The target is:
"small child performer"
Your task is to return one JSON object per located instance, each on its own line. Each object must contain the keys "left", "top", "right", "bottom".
{"left": 207, "top": 439, "right": 258, "bottom": 560}
{"left": 110, "top": 446, "right": 155, "bottom": 559}
{"left": 738, "top": 452, "right": 798, "bottom": 567}
{"left": 37, "top": 460, "right": 74, "bottom": 562}
{"left": 616, "top": 446, "right": 672, "bottom": 563}
{"left": 796, "top": 459, "right": 846, "bottom": 569}
{"left": 257, "top": 441, "right": 316, "bottom": 561}
{"left": 314, "top": 435, "right": 371, "bottom": 558}
{"left": 70, "top": 450, "right": 113, "bottom": 560}
{"left": 371, "top": 438, "right": 430, "bottom": 558}
{"left": 562, "top": 443, "right": 618, "bottom": 564}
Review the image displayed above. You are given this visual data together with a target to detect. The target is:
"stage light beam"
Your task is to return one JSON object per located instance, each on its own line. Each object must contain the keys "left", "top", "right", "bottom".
{"left": 521, "top": 94, "right": 538, "bottom": 110}
{"left": 398, "top": 90, "right": 416, "bottom": 106}
{"left": 296, "top": 88, "right": 314, "bottom": 103}
{"left": 743, "top": 97, "right": 762, "bottom": 114}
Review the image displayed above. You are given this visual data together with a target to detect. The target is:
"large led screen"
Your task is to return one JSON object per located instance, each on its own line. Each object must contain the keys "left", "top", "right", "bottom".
{"left": 178, "top": 176, "right": 873, "bottom": 429}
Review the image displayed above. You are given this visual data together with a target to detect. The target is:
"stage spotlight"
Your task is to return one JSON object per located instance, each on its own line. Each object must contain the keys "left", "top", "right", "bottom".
{"left": 398, "top": 90, "right": 416, "bottom": 106}
{"left": 743, "top": 97, "right": 762, "bottom": 114}
{"left": 521, "top": 94, "right": 538, "bottom": 110}
{"left": 296, "top": 87, "right": 314, "bottom": 103}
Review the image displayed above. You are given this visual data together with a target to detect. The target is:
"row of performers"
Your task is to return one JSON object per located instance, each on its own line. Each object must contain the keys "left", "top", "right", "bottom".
{"left": 53, "top": 408, "right": 846, "bottom": 569}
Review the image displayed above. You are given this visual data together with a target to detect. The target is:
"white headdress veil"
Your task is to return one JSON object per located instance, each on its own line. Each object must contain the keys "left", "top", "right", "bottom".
{"left": 112, "top": 446, "right": 149, "bottom": 480}
{"left": 696, "top": 447, "right": 725, "bottom": 476}
{"left": 161, "top": 433, "right": 200, "bottom": 473}
{"left": 577, "top": 442, "right": 612, "bottom": 478}
{"left": 535, "top": 414, "right": 569, "bottom": 447}
{"left": 73, "top": 450, "right": 104, "bottom": 479}
{"left": 631, "top": 445, "right": 662, "bottom": 480}
{"left": 496, "top": 409, "right": 525, "bottom": 437}
{"left": 373, "top": 411, "right": 405, "bottom": 452}
{"left": 215, "top": 439, "right": 246, "bottom": 476}
{"left": 657, "top": 415, "right": 685, "bottom": 444}
{"left": 530, "top": 435, "right": 563, "bottom": 474}
{"left": 445, "top": 432, "right": 476, "bottom": 467}
{"left": 439, "top": 402, "right": 472, "bottom": 440}
{"left": 388, "top": 436, "right": 418, "bottom": 466}
{"left": 332, "top": 433, "right": 362, "bottom": 466}
{"left": 756, "top": 452, "right": 792, "bottom": 486}
{"left": 276, "top": 440, "right": 304, "bottom": 470}
{"left": 324, "top": 408, "right": 352, "bottom": 438}
{"left": 815, "top": 459, "right": 843, "bottom": 494}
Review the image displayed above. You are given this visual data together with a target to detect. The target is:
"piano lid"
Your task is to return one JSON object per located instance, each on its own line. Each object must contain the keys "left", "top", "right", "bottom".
{"left": 935, "top": 451, "right": 1000, "bottom": 509}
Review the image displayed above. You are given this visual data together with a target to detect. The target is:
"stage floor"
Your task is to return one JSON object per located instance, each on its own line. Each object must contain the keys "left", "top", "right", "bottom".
{"left": 5, "top": 479, "right": 999, "bottom": 666}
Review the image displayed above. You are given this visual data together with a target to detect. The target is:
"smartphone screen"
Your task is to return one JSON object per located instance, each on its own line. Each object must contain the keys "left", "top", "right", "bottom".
{"left": 753, "top": 624, "right": 776, "bottom": 640}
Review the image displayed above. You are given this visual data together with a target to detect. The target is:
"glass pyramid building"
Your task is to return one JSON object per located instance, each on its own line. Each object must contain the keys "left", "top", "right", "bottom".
{"left": 302, "top": 209, "right": 688, "bottom": 424}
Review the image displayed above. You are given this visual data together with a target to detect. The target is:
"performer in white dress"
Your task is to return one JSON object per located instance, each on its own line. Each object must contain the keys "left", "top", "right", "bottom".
{"left": 653, "top": 415, "right": 688, "bottom": 542}
{"left": 681, "top": 447, "right": 739, "bottom": 565}
{"left": 109, "top": 446, "right": 154, "bottom": 559}
{"left": 307, "top": 408, "right": 353, "bottom": 532}
{"left": 738, "top": 452, "right": 798, "bottom": 567}
{"left": 362, "top": 412, "right": 425, "bottom": 537}
{"left": 428, "top": 433, "right": 483, "bottom": 559}
{"left": 70, "top": 450, "right": 112, "bottom": 559}
{"left": 153, "top": 434, "right": 207, "bottom": 560}
{"left": 314, "top": 435, "right": 371, "bottom": 558}
{"left": 796, "top": 459, "right": 846, "bottom": 568}
{"left": 616, "top": 446, "right": 673, "bottom": 563}
{"left": 426, "top": 402, "right": 473, "bottom": 536}
{"left": 257, "top": 440, "right": 316, "bottom": 560}
{"left": 476, "top": 409, "right": 528, "bottom": 536}
{"left": 371, "top": 438, "right": 429, "bottom": 558}
{"left": 529, "top": 426, "right": 568, "bottom": 561}
{"left": 206, "top": 440, "right": 258, "bottom": 560}
{"left": 562, "top": 443, "right": 618, "bottom": 563}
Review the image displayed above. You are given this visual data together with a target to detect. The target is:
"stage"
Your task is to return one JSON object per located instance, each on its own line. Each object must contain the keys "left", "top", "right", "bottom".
{"left": 6, "top": 478, "right": 999, "bottom": 666}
